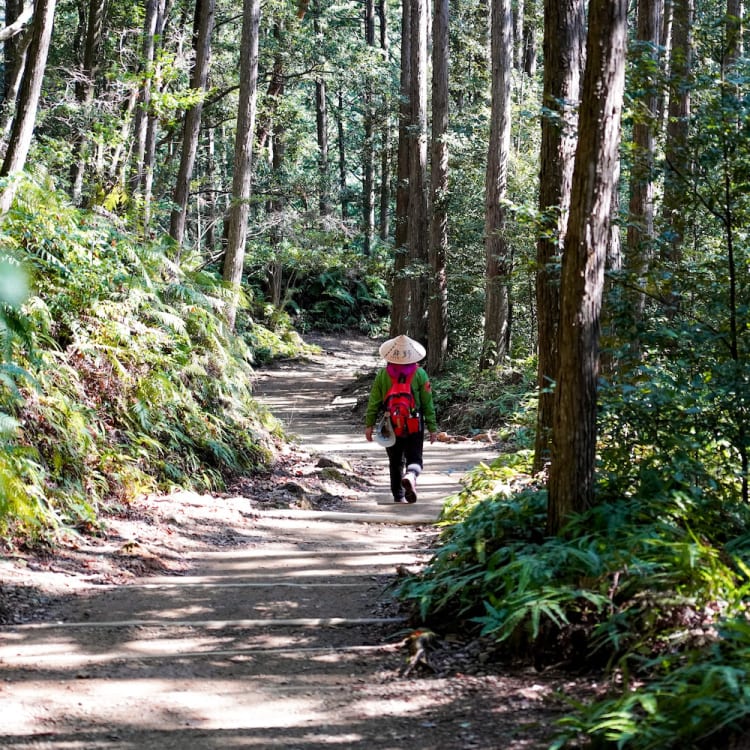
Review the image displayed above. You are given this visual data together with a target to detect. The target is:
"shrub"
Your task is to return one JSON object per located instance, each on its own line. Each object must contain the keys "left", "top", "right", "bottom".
{"left": 0, "top": 178, "right": 283, "bottom": 538}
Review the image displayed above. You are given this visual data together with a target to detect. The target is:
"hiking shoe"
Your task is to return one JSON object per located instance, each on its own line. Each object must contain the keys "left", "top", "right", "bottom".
{"left": 401, "top": 472, "right": 417, "bottom": 503}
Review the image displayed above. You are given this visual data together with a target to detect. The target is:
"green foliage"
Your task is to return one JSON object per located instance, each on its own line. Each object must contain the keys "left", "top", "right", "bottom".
{"left": 552, "top": 618, "right": 750, "bottom": 749}
{"left": 399, "top": 322, "right": 750, "bottom": 748}
{"left": 0, "top": 253, "right": 44, "bottom": 532}
{"left": 246, "top": 241, "right": 391, "bottom": 335}
{"left": 432, "top": 357, "right": 537, "bottom": 442}
{"left": 0, "top": 178, "right": 284, "bottom": 538}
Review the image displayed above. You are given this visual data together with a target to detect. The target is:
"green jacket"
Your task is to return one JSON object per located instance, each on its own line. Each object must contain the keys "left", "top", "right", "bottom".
{"left": 365, "top": 367, "right": 438, "bottom": 433}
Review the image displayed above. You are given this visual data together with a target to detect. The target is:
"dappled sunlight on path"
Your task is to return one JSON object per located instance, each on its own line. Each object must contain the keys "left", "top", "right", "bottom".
{"left": 0, "top": 334, "right": 567, "bottom": 750}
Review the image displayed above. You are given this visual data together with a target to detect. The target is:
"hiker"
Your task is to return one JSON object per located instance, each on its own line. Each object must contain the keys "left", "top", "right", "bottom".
{"left": 364, "top": 334, "right": 438, "bottom": 503}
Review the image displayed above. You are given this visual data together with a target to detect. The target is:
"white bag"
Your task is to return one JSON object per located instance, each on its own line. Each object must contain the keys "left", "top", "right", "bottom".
{"left": 374, "top": 413, "right": 396, "bottom": 447}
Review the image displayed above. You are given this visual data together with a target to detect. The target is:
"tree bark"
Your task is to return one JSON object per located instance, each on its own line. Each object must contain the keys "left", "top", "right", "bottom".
{"left": 377, "top": 0, "right": 390, "bottom": 240}
{"left": 204, "top": 126, "right": 217, "bottom": 252}
{"left": 0, "top": 0, "right": 57, "bottom": 214}
{"left": 661, "top": 0, "right": 693, "bottom": 270}
{"left": 0, "top": 23, "right": 31, "bottom": 138}
{"left": 129, "top": 0, "right": 165, "bottom": 197}
{"left": 336, "top": 88, "right": 349, "bottom": 220}
{"left": 390, "top": 0, "right": 411, "bottom": 337}
{"left": 222, "top": 0, "right": 261, "bottom": 330}
{"left": 314, "top": 0, "right": 330, "bottom": 216}
{"left": 480, "top": 0, "right": 513, "bottom": 369}
{"left": 362, "top": 0, "right": 376, "bottom": 255}
{"left": 264, "top": 21, "right": 286, "bottom": 307}
{"left": 170, "top": 0, "right": 216, "bottom": 248}
{"left": 523, "top": 0, "right": 538, "bottom": 76}
{"left": 513, "top": 0, "right": 524, "bottom": 70}
{"left": 626, "top": 0, "right": 662, "bottom": 325}
{"left": 547, "top": 0, "right": 628, "bottom": 534}
{"left": 407, "top": 0, "right": 429, "bottom": 342}
{"left": 725, "top": 0, "right": 743, "bottom": 64}
{"left": 315, "top": 78, "right": 331, "bottom": 216}
{"left": 2, "top": 0, "right": 29, "bottom": 99}
{"left": 69, "top": 0, "right": 107, "bottom": 204}
{"left": 532, "top": 0, "right": 585, "bottom": 473}
{"left": 427, "top": 0, "right": 449, "bottom": 373}
{"left": 267, "top": 126, "right": 286, "bottom": 308}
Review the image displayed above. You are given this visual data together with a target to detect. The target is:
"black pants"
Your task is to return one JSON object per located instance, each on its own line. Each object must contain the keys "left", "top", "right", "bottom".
{"left": 386, "top": 430, "right": 423, "bottom": 500}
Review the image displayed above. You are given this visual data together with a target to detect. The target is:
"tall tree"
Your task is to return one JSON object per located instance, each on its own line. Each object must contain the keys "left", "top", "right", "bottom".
{"left": 626, "top": 0, "right": 662, "bottom": 324}
{"left": 523, "top": 0, "right": 538, "bottom": 76}
{"left": 547, "top": 0, "right": 628, "bottom": 534}
{"left": 725, "top": 0, "right": 743, "bottom": 63}
{"left": 362, "top": 0, "right": 376, "bottom": 255}
{"left": 390, "top": 0, "right": 411, "bottom": 336}
{"left": 169, "top": 0, "right": 216, "bottom": 249}
{"left": 336, "top": 88, "right": 349, "bottom": 220}
{"left": 2, "top": 0, "right": 25, "bottom": 98}
{"left": 661, "top": 0, "right": 693, "bottom": 270}
{"left": 264, "top": 19, "right": 288, "bottom": 308}
{"left": 69, "top": 0, "right": 107, "bottom": 204}
{"left": 0, "top": 0, "right": 57, "bottom": 214}
{"left": 0, "top": 1, "right": 34, "bottom": 135}
{"left": 377, "top": 0, "right": 390, "bottom": 241}
{"left": 313, "top": 0, "right": 331, "bottom": 216}
{"left": 129, "top": 0, "right": 166, "bottom": 197}
{"left": 222, "top": 0, "right": 261, "bottom": 330}
{"left": 407, "top": 0, "right": 429, "bottom": 342}
{"left": 480, "top": 0, "right": 513, "bottom": 369}
{"left": 427, "top": 0, "right": 449, "bottom": 373}
{"left": 532, "top": 0, "right": 585, "bottom": 473}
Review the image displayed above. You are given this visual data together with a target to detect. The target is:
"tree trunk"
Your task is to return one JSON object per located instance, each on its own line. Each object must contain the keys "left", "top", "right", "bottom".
{"left": 725, "top": 0, "right": 743, "bottom": 64}
{"left": 204, "top": 126, "right": 217, "bottom": 252}
{"left": 532, "top": 0, "right": 585, "bottom": 473}
{"left": 626, "top": 0, "right": 662, "bottom": 325}
{"left": 255, "top": 0, "right": 309, "bottom": 154}
{"left": 407, "top": 0, "right": 429, "bottom": 342}
{"left": 264, "top": 22, "right": 287, "bottom": 307}
{"left": 129, "top": 0, "right": 165, "bottom": 196}
{"left": 523, "top": 0, "right": 538, "bottom": 76}
{"left": 222, "top": 0, "right": 261, "bottom": 330}
{"left": 0, "top": 0, "right": 57, "bottom": 214}
{"left": 336, "top": 88, "right": 349, "bottom": 220}
{"left": 0, "top": 22, "right": 31, "bottom": 139}
{"left": 427, "top": 0, "right": 449, "bottom": 373}
{"left": 2, "top": 0, "right": 28, "bottom": 99}
{"left": 69, "top": 0, "right": 107, "bottom": 205}
{"left": 480, "top": 0, "right": 513, "bottom": 370}
{"left": 315, "top": 78, "right": 331, "bottom": 216}
{"left": 390, "top": 0, "right": 411, "bottom": 337}
{"left": 661, "top": 0, "right": 693, "bottom": 270}
{"left": 267, "top": 127, "right": 286, "bottom": 308}
{"left": 513, "top": 0, "right": 524, "bottom": 70}
{"left": 170, "top": 0, "right": 216, "bottom": 249}
{"left": 378, "top": 0, "right": 390, "bottom": 241}
{"left": 314, "top": 0, "right": 330, "bottom": 216}
{"left": 547, "top": 0, "right": 628, "bottom": 535}
{"left": 362, "top": 0, "right": 376, "bottom": 255}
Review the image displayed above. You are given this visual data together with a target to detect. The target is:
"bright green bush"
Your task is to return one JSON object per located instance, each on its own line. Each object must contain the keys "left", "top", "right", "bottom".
{"left": 432, "top": 358, "right": 537, "bottom": 440}
{"left": 0, "top": 178, "right": 283, "bottom": 539}
{"left": 552, "top": 618, "right": 750, "bottom": 749}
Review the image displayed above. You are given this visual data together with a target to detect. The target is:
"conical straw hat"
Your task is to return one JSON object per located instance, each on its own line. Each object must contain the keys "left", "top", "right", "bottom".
{"left": 378, "top": 334, "right": 426, "bottom": 364}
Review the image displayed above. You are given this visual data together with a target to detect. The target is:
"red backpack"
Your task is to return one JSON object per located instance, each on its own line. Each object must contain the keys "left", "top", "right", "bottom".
{"left": 384, "top": 371, "right": 421, "bottom": 438}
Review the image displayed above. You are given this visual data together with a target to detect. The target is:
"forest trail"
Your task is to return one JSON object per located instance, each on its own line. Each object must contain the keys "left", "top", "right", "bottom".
{"left": 0, "top": 334, "right": 568, "bottom": 749}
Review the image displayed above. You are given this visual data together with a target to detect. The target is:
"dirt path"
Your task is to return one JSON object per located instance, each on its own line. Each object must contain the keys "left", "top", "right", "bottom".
{"left": 0, "top": 334, "right": 573, "bottom": 749}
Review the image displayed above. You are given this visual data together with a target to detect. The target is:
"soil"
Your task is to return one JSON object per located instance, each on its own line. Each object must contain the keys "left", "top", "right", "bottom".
{"left": 0, "top": 333, "right": 597, "bottom": 750}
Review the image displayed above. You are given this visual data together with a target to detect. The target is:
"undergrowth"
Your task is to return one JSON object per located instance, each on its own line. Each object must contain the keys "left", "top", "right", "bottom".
{"left": 397, "top": 451, "right": 750, "bottom": 747}
{"left": 0, "top": 178, "right": 301, "bottom": 541}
